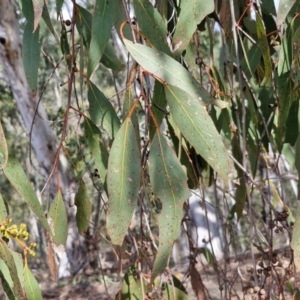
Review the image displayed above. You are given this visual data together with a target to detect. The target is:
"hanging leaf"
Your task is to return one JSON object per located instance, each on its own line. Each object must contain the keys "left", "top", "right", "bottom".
{"left": 120, "top": 270, "right": 147, "bottom": 299}
{"left": 0, "top": 240, "right": 24, "bottom": 299}
{"left": 291, "top": 203, "right": 300, "bottom": 271}
{"left": 123, "top": 39, "right": 227, "bottom": 108}
{"left": 276, "top": 0, "right": 296, "bottom": 26}
{"left": 76, "top": 4, "right": 92, "bottom": 47}
{"left": 88, "top": 0, "right": 115, "bottom": 77}
{"left": 172, "top": 0, "right": 214, "bottom": 56}
{"left": 75, "top": 179, "right": 92, "bottom": 234}
{"left": 84, "top": 116, "right": 109, "bottom": 181}
{"left": 133, "top": 0, "right": 171, "bottom": 54}
{"left": 149, "top": 81, "right": 167, "bottom": 140}
{"left": 55, "top": 0, "right": 64, "bottom": 17}
{"left": 295, "top": 134, "right": 300, "bottom": 200}
{"left": 32, "top": 0, "right": 44, "bottom": 31}
{"left": 0, "top": 259, "right": 15, "bottom": 299}
{"left": 0, "top": 194, "right": 8, "bottom": 223}
{"left": 106, "top": 118, "right": 141, "bottom": 246}
{"left": 48, "top": 190, "right": 68, "bottom": 246}
{"left": 276, "top": 72, "right": 295, "bottom": 149}
{"left": 24, "top": 264, "right": 43, "bottom": 300}
{"left": 0, "top": 121, "right": 8, "bottom": 170}
{"left": 100, "top": 42, "right": 125, "bottom": 72}
{"left": 256, "top": 12, "right": 272, "bottom": 84}
{"left": 87, "top": 81, "right": 120, "bottom": 140}
{"left": 22, "top": 22, "right": 41, "bottom": 94}
{"left": 42, "top": 4, "right": 60, "bottom": 44}
{"left": 148, "top": 131, "right": 190, "bottom": 280}
{"left": 2, "top": 156, "right": 51, "bottom": 233}
{"left": 165, "top": 85, "right": 230, "bottom": 183}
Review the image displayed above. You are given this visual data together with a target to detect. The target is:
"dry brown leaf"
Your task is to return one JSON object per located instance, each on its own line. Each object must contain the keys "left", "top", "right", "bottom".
{"left": 190, "top": 263, "right": 207, "bottom": 300}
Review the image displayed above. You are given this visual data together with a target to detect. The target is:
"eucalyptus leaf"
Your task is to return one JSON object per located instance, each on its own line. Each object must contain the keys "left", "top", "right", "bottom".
{"left": 106, "top": 117, "right": 141, "bottom": 245}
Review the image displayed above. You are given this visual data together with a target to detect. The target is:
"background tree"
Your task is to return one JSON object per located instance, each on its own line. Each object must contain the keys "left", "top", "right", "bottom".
{"left": 0, "top": 0, "right": 300, "bottom": 299}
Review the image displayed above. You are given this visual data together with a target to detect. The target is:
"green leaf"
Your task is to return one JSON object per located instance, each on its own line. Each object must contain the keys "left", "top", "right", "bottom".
{"left": 32, "top": 0, "right": 44, "bottom": 31}
{"left": 123, "top": 39, "right": 227, "bottom": 108}
{"left": 20, "top": 0, "right": 34, "bottom": 25}
{"left": 295, "top": 134, "right": 300, "bottom": 200}
{"left": 87, "top": 81, "right": 120, "bottom": 140}
{"left": 276, "top": 0, "right": 296, "bottom": 26}
{"left": 42, "top": 4, "right": 60, "bottom": 44}
{"left": 276, "top": 72, "right": 295, "bottom": 149}
{"left": 55, "top": 0, "right": 64, "bottom": 17}
{"left": 0, "top": 194, "right": 8, "bottom": 222}
{"left": 0, "top": 240, "right": 24, "bottom": 299}
{"left": 291, "top": 203, "right": 300, "bottom": 272}
{"left": 22, "top": 22, "right": 41, "bottom": 94}
{"left": 148, "top": 131, "right": 190, "bottom": 280}
{"left": 133, "top": 0, "right": 171, "bottom": 54}
{"left": 165, "top": 85, "right": 230, "bottom": 183}
{"left": 76, "top": 4, "right": 92, "bottom": 47}
{"left": 149, "top": 81, "right": 167, "bottom": 140}
{"left": 0, "top": 259, "right": 15, "bottom": 300}
{"left": 84, "top": 116, "right": 109, "bottom": 181}
{"left": 106, "top": 118, "right": 141, "bottom": 246}
{"left": 100, "top": 42, "right": 125, "bottom": 72}
{"left": 172, "top": 0, "right": 214, "bottom": 56}
{"left": 256, "top": 12, "right": 272, "bottom": 84}
{"left": 24, "top": 264, "right": 43, "bottom": 300}
{"left": 0, "top": 121, "right": 8, "bottom": 170}
{"left": 88, "top": 0, "right": 115, "bottom": 77}
{"left": 123, "top": 87, "right": 140, "bottom": 144}
{"left": 48, "top": 190, "right": 68, "bottom": 246}
{"left": 240, "top": 44, "right": 262, "bottom": 80}
{"left": 120, "top": 272, "right": 147, "bottom": 299}
{"left": 2, "top": 156, "right": 51, "bottom": 233}
{"left": 75, "top": 179, "right": 92, "bottom": 234}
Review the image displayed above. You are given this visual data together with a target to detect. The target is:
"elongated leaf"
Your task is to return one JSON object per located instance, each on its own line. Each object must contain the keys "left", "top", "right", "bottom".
{"left": 277, "top": 0, "right": 296, "bottom": 25}
{"left": 75, "top": 179, "right": 92, "bottom": 234}
{"left": 0, "top": 240, "right": 24, "bottom": 299}
{"left": 76, "top": 4, "right": 93, "bottom": 47}
{"left": 149, "top": 131, "right": 190, "bottom": 280}
{"left": 101, "top": 42, "right": 125, "bottom": 72}
{"left": 88, "top": 81, "right": 120, "bottom": 139}
{"left": 172, "top": 0, "right": 214, "bottom": 56}
{"left": 32, "top": 0, "right": 44, "bottom": 31}
{"left": 276, "top": 72, "right": 294, "bottom": 149}
{"left": 75, "top": 5, "right": 124, "bottom": 71}
{"left": 120, "top": 272, "right": 147, "bottom": 299}
{"left": 88, "top": 0, "right": 115, "bottom": 77}
{"left": 106, "top": 118, "right": 141, "bottom": 246}
{"left": 24, "top": 264, "right": 42, "bottom": 300}
{"left": 48, "top": 190, "right": 68, "bottom": 246}
{"left": 56, "top": 0, "right": 64, "bottom": 17}
{"left": 2, "top": 156, "right": 51, "bottom": 233}
{"left": 22, "top": 22, "right": 41, "bottom": 94}
{"left": 42, "top": 4, "right": 59, "bottom": 44}
{"left": 124, "top": 39, "right": 227, "bottom": 108}
{"left": 21, "top": 0, "right": 34, "bottom": 24}
{"left": 133, "top": 0, "right": 171, "bottom": 54}
{"left": 0, "top": 121, "right": 8, "bottom": 170}
{"left": 0, "top": 194, "right": 8, "bottom": 223}
{"left": 0, "top": 259, "right": 15, "bottom": 300}
{"left": 149, "top": 81, "right": 167, "bottom": 140}
{"left": 84, "top": 116, "right": 109, "bottom": 181}
{"left": 165, "top": 85, "right": 230, "bottom": 183}
{"left": 256, "top": 12, "right": 272, "bottom": 84}
{"left": 295, "top": 134, "right": 300, "bottom": 200}
{"left": 292, "top": 203, "right": 300, "bottom": 271}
